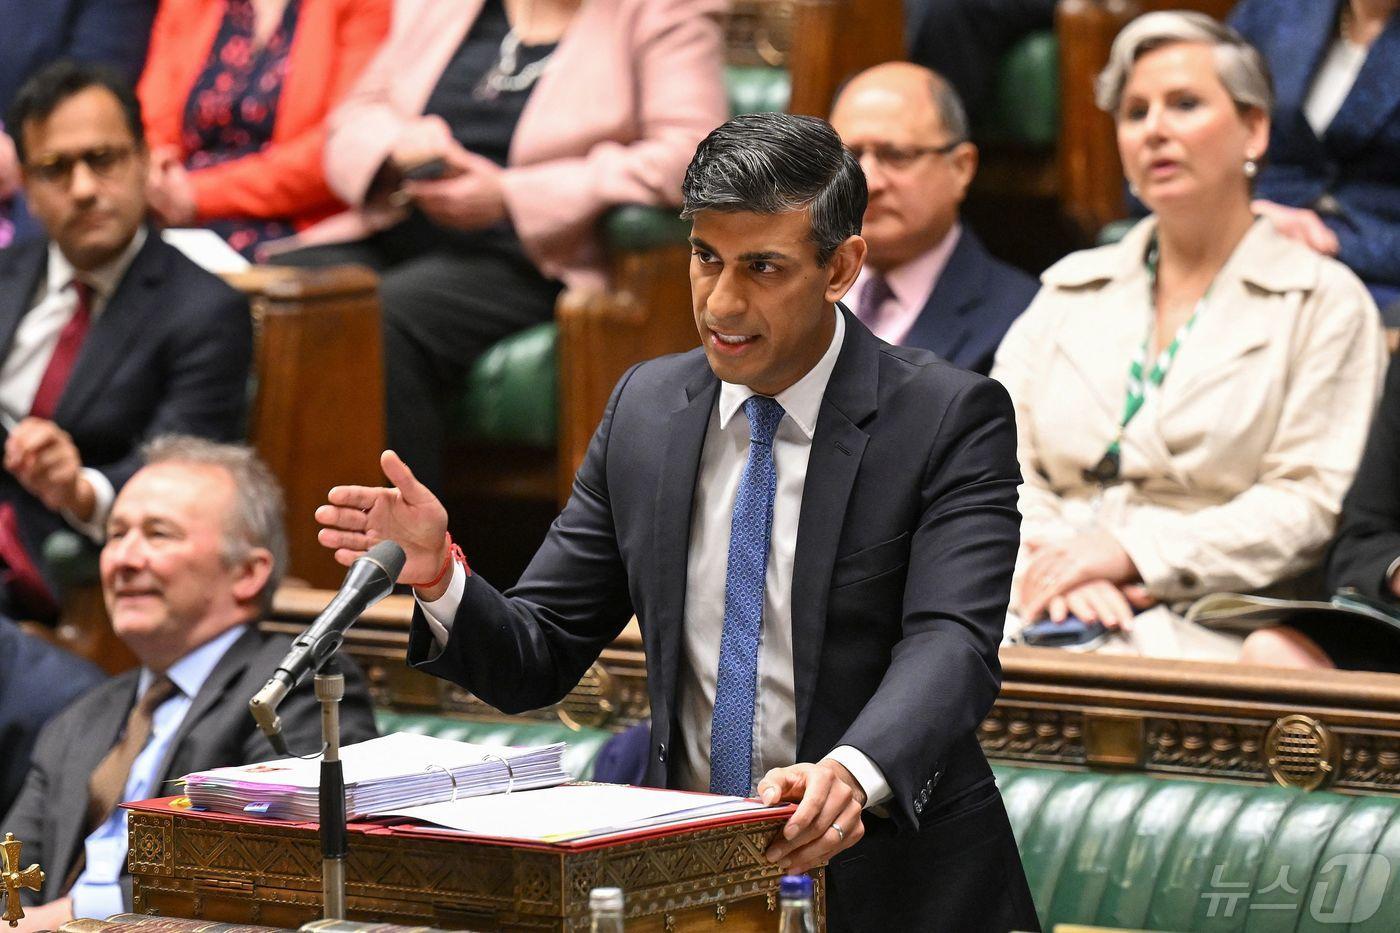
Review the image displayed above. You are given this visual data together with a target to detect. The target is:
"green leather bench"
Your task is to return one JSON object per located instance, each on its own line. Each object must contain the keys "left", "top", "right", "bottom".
{"left": 999, "top": 764, "right": 1400, "bottom": 932}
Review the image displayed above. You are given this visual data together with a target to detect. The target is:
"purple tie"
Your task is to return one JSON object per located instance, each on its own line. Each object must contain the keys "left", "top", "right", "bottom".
{"left": 857, "top": 274, "right": 893, "bottom": 331}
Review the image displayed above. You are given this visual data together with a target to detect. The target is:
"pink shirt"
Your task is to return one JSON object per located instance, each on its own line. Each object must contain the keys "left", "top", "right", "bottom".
{"left": 848, "top": 223, "right": 962, "bottom": 345}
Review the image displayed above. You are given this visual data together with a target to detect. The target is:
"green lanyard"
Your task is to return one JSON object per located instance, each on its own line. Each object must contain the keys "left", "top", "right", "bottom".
{"left": 1085, "top": 236, "right": 1210, "bottom": 486}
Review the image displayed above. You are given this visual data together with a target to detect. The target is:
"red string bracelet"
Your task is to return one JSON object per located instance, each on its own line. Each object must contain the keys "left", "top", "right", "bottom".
{"left": 408, "top": 532, "right": 467, "bottom": 589}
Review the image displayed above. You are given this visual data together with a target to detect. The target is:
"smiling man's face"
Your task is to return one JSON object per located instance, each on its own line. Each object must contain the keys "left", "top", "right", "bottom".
{"left": 101, "top": 462, "right": 259, "bottom": 670}
{"left": 688, "top": 208, "right": 864, "bottom": 395}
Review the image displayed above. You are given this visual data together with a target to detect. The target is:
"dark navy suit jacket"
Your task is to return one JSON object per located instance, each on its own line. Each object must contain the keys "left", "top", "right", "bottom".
{"left": 0, "top": 231, "right": 252, "bottom": 608}
{"left": 900, "top": 227, "right": 1039, "bottom": 376}
{"left": 1, "top": 0, "right": 158, "bottom": 243}
{"left": 407, "top": 308, "right": 1039, "bottom": 931}
{"left": 1231, "top": 0, "right": 1400, "bottom": 313}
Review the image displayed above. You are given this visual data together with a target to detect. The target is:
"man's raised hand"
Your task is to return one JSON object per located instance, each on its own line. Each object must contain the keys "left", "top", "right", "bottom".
{"left": 315, "top": 450, "right": 449, "bottom": 586}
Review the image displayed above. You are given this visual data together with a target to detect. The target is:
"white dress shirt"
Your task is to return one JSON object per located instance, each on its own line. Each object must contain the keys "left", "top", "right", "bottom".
{"left": 0, "top": 230, "right": 146, "bottom": 540}
{"left": 421, "top": 309, "right": 892, "bottom": 807}
{"left": 848, "top": 223, "right": 961, "bottom": 346}
{"left": 1303, "top": 37, "right": 1367, "bottom": 137}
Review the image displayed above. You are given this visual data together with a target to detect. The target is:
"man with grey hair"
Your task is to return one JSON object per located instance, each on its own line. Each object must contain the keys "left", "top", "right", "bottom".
{"left": 830, "top": 62, "right": 1038, "bottom": 375}
{"left": 317, "top": 112, "right": 1037, "bottom": 931}
{"left": 1, "top": 435, "right": 377, "bottom": 931}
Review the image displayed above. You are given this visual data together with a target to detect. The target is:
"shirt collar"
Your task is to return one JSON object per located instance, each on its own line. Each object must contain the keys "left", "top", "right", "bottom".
{"left": 45, "top": 226, "right": 147, "bottom": 306}
{"left": 138, "top": 623, "right": 247, "bottom": 700}
{"left": 882, "top": 222, "right": 961, "bottom": 310}
{"left": 717, "top": 307, "right": 845, "bottom": 440}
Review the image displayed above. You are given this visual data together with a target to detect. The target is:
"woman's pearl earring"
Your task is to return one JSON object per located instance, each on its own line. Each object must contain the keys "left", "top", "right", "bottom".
{"left": 1244, "top": 156, "right": 1259, "bottom": 179}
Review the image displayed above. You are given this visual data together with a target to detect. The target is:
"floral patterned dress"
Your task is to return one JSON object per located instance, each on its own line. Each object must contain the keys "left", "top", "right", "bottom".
{"left": 182, "top": 0, "right": 300, "bottom": 257}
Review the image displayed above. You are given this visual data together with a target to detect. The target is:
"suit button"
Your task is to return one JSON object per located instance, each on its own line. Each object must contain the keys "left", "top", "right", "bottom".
{"left": 932, "top": 770, "right": 942, "bottom": 787}
{"left": 657, "top": 743, "right": 667, "bottom": 763}
{"left": 913, "top": 800, "right": 923, "bottom": 815}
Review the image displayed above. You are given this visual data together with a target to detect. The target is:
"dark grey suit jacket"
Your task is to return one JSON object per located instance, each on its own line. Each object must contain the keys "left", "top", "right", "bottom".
{"left": 1, "top": 625, "right": 379, "bottom": 907}
{"left": 409, "top": 308, "right": 1039, "bottom": 931}
{"left": 0, "top": 231, "right": 253, "bottom": 607}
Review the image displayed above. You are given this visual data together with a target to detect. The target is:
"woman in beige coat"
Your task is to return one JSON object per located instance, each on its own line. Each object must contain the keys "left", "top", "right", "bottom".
{"left": 991, "top": 11, "right": 1388, "bottom": 662}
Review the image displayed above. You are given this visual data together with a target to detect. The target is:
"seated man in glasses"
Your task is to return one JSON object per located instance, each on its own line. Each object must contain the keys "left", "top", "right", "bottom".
{"left": 0, "top": 60, "right": 251, "bottom": 622}
{"left": 829, "top": 62, "right": 1037, "bottom": 376}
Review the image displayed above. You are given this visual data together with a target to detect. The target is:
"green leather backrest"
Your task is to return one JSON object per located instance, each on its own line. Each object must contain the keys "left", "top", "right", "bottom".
{"left": 453, "top": 321, "right": 557, "bottom": 449}
{"left": 995, "top": 764, "right": 1400, "bottom": 932}
{"left": 374, "top": 709, "right": 611, "bottom": 783}
{"left": 980, "top": 32, "right": 1059, "bottom": 148}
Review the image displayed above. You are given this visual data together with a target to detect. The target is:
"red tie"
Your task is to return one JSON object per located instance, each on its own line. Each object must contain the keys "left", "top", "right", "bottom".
{"left": 30, "top": 280, "right": 93, "bottom": 420}
{"left": 0, "top": 281, "right": 92, "bottom": 618}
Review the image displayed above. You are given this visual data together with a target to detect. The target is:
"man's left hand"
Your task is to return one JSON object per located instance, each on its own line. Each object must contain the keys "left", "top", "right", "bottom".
{"left": 4, "top": 417, "right": 95, "bottom": 519}
{"left": 758, "top": 759, "right": 866, "bottom": 874}
{"left": 11, "top": 896, "right": 73, "bottom": 933}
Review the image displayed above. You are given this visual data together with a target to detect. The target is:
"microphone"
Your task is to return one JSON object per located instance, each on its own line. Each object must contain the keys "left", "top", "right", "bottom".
{"left": 250, "top": 540, "right": 406, "bottom": 754}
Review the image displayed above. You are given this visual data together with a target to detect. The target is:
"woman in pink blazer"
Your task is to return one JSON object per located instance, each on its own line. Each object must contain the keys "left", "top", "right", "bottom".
{"left": 279, "top": 0, "right": 728, "bottom": 493}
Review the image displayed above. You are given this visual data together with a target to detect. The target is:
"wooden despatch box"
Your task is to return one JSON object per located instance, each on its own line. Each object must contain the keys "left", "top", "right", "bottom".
{"left": 124, "top": 799, "right": 826, "bottom": 932}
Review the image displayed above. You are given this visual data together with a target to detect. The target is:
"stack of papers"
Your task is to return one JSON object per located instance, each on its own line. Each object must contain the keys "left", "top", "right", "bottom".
{"left": 183, "top": 733, "right": 570, "bottom": 820}
{"left": 384, "top": 784, "right": 768, "bottom": 844}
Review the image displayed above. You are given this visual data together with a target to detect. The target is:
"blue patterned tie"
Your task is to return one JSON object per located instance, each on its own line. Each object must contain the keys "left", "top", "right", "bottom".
{"left": 710, "top": 395, "right": 786, "bottom": 796}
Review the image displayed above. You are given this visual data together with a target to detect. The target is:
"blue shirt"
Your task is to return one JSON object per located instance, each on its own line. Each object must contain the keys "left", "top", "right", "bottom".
{"left": 69, "top": 625, "right": 247, "bottom": 919}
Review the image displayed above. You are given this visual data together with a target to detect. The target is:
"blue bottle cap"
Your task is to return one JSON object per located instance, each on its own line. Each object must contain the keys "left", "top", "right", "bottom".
{"left": 780, "top": 874, "right": 813, "bottom": 899}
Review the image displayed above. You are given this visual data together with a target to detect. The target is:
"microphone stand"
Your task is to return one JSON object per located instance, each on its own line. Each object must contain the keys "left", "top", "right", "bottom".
{"left": 315, "top": 656, "right": 348, "bottom": 920}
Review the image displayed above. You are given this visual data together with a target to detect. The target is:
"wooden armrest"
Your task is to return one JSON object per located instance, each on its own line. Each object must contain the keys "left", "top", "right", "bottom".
{"left": 235, "top": 264, "right": 386, "bottom": 588}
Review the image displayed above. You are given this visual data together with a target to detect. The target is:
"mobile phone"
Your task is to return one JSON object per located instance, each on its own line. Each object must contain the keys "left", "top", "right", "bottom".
{"left": 401, "top": 157, "right": 448, "bottom": 181}
{"left": 1019, "top": 615, "right": 1108, "bottom": 650}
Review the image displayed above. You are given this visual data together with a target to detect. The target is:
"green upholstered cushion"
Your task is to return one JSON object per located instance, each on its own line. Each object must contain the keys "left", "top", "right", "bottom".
{"left": 451, "top": 321, "right": 557, "bottom": 449}
{"left": 725, "top": 64, "right": 791, "bottom": 117}
{"left": 43, "top": 528, "right": 100, "bottom": 589}
{"left": 373, "top": 709, "right": 611, "bottom": 783}
{"left": 981, "top": 32, "right": 1059, "bottom": 148}
{"left": 995, "top": 764, "right": 1400, "bottom": 932}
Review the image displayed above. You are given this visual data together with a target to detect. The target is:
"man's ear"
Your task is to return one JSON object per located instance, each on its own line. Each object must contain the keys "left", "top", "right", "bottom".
{"left": 824, "top": 234, "right": 867, "bottom": 304}
{"left": 231, "top": 547, "right": 274, "bottom": 606}
{"left": 951, "top": 141, "right": 978, "bottom": 201}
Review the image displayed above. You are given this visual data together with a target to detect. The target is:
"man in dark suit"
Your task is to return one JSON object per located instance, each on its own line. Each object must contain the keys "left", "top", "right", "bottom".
{"left": 830, "top": 62, "right": 1038, "bottom": 375}
{"left": 0, "top": 0, "right": 158, "bottom": 244}
{"left": 2, "top": 437, "right": 379, "bottom": 931}
{"left": 0, "top": 61, "right": 251, "bottom": 621}
{"left": 0, "top": 614, "right": 105, "bottom": 814}
{"left": 317, "top": 113, "right": 1038, "bottom": 931}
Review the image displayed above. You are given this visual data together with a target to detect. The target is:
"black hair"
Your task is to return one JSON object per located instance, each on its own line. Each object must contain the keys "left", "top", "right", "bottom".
{"left": 7, "top": 60, "right": 145, "bottom": 164}
{"left": 681, "top": 112, "right": 867, "bottom": 265}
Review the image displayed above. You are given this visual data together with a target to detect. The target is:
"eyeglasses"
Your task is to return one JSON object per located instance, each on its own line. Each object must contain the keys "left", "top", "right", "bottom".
{"left": 847, "top": 140, "right": 965, "bottom": 171}
{"left": 25, "top": 145, "right": 136, "bottom": 187}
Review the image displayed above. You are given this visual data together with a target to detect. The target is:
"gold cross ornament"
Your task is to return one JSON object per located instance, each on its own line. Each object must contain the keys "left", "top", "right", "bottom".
{"left": 1, "top": 833, "right": 44, "bottom": 927}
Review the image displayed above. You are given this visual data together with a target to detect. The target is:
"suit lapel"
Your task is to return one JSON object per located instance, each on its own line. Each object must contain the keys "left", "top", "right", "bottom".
{"left": 156, "top": 626, "right": 258, "bottom": 787}
{"left": 1325, "top": 13, "right": 1400, "bottom": 156}
{"left": 51, "top": 675, "right": 137, "bottom": 891}
{"left": 650, "top": 366, "right": 718, "bottom": 733}
{"left": 1270, "top": 1, "right": 1341, "bottom": 122}
{"left": 791, "top": 308, "right": 876, "bottom": 747}
{"left": 903, "top": 230, "right": 986, "bottom": 365}
{"left": 54, "top": 232, "right": 168, "bottom": 424}
{"left": 0, "top": 240, "right": 48, "bottom": 364}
